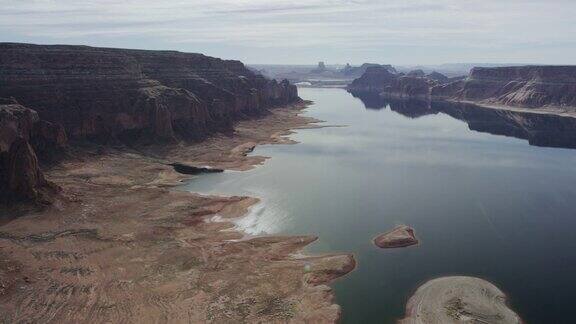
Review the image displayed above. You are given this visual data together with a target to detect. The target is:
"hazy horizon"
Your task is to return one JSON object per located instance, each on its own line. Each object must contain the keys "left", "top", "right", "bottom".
{"left": 1, "top": 0, "right": 575, "bottom": 65}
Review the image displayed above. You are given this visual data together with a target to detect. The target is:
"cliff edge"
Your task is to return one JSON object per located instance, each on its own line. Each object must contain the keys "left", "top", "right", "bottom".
{"left": 0, "top": 43, "right": 300, "bottom": 204}
{"left": 350, "top": 65, "right": 576, "bottom": 111}
{"left": 433, "top": 66, "right": 576, "bottom": 109}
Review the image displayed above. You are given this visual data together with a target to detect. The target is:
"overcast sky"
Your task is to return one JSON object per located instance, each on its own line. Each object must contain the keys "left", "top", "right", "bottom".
{"left": 1, "top": 0, "right": 575, "bottom": 65}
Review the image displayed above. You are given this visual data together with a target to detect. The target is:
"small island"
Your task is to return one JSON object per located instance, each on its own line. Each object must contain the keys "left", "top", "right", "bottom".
{"left": 399, "top": 276, "right": 521, "bottom": 324}
{"left": 373, "top": 225, "right": 419, "bottom": 248}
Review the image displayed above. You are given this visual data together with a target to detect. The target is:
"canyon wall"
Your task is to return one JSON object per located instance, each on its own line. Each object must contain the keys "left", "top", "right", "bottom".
{"left": 0, "top": 43, "right": 299, "bottom": 204}
{"left": 0, "top": 99, "right": 66, "bottom": 203}
{"left": 432, "top": 66, "right": 576, "bottom": 108}
{"left": 350, "top": 65, "right": 576, "bottom": 110}
{"left": 0, "top": 43, "right": 299, "bottom": 143}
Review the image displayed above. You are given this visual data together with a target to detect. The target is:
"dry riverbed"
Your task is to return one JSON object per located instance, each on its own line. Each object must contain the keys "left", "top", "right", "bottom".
{"left": 0, "top": 103, "right": 355, "bottom": 323}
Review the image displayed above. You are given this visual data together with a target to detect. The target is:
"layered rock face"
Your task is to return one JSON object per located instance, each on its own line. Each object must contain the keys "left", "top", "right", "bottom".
{"left": 0, "top": 43, "right": 299, "bottom": 204}
{"left": 432, "top": 66, "right": 576, "bottom": 108}
{"left": 0, "top": 43, "right": 299, "bottom": 143}
{"left": 0, "top": 99, "right": 65, "bottom": 203}
{"left": 351, "top": 65, "right": 576, "bottom": 110}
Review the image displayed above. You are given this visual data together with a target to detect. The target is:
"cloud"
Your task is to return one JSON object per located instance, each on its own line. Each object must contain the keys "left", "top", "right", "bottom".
{"left": 0, "top": 0, "right": 574, "bottom": 64}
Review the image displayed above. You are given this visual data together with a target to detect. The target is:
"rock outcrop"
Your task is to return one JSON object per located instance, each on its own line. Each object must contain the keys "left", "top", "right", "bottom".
{"left": 0, "top": 99, "right": 65, "bottom": 203}
{"left": 0, "top": 43, "right": 300, "bottom": 143}
{"left": 350, "top": 65, "right": 576, "bottom": 111}
{"left": 348, "top": 66, "right": 435, "bottom": 99}
{"left": 373, "top": 225, "right": 419, "bottom": 249}
{"left": 432, "top": 66, "right": 576, "bottom": 109}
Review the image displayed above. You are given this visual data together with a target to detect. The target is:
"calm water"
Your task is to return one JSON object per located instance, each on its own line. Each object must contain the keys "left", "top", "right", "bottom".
{"left": 183, "top": 88, "right": 576, "bottom": 324}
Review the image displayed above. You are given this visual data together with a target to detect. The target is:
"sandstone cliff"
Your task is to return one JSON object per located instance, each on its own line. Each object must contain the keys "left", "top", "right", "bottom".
{"left": 0, "top": 43, "right": 300, "bottom": 204}
{"left": 350, "top": 65, "right": 576, "bottom": 111}
{"left": 0, "top": 43, "right": 299, "bottom": 143}
{"left": 0, "top": 99, "right": 65, "bottom": 203}
{"left": 432, "top": 66, "right": 576, "bottom": 109}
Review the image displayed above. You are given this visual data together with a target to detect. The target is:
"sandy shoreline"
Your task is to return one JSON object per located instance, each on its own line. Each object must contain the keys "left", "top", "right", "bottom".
{"left": 0, "top": 102, "right": 355, "bottom": 323}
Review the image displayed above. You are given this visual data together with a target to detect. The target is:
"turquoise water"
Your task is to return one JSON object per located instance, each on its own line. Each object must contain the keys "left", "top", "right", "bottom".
{"left": 184, "top": 88, "right": 576, "bottom": 323}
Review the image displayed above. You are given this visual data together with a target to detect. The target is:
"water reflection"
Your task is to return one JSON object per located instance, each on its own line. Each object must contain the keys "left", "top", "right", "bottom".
{"left": 186, "top": 88, "right": 576, "bottom": 323}
{"left": 350, "top": 90, "right": 576, "bottom": 149}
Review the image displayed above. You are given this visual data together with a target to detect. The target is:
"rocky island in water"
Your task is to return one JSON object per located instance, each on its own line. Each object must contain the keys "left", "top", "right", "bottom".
{"left": 373, "top": 225, "right": 419, "bottom": 249}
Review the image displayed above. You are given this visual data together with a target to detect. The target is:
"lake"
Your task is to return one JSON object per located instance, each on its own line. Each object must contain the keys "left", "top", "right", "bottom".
{"left": 183, "top": 87, "right": 576, "bottom": 323}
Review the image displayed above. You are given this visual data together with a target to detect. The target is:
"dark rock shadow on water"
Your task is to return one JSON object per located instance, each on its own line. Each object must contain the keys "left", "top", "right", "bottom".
{"left": 349, "top": 90, "right": 576, "bottom": 149}
{"left": 349, "top": 91, "right": 387, "bottom": 110}
{"left": 433, "top": 101, "right": 576, "bottom": 149}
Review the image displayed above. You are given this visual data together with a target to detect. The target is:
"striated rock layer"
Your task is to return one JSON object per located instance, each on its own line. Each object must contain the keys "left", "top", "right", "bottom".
{"left": 350, "top": 65, "right": 576, "bottom": 111}
{"left": 433, "top": 66, "right": 576, "bottom": 109}
{"left": 0, "top": 43, "right": 299, "bottom": 204}
{"left": 0, "top": 99, "right": 66, "bottom": 203}
{"left": 0, "top": 43, "right": 299, "bottom": 143}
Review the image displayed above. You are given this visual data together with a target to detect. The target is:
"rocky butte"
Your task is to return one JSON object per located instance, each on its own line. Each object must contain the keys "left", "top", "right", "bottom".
{"left": 348, "top": 66, "right": 443, "bottom": 99}
{"left": 0, "top": 43, "right": 299, "bottom": 205}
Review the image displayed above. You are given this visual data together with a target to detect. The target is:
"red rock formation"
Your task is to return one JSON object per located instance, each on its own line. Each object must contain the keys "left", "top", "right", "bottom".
{"left": 0, "top": 99, "right": 64, "bottom": 203}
